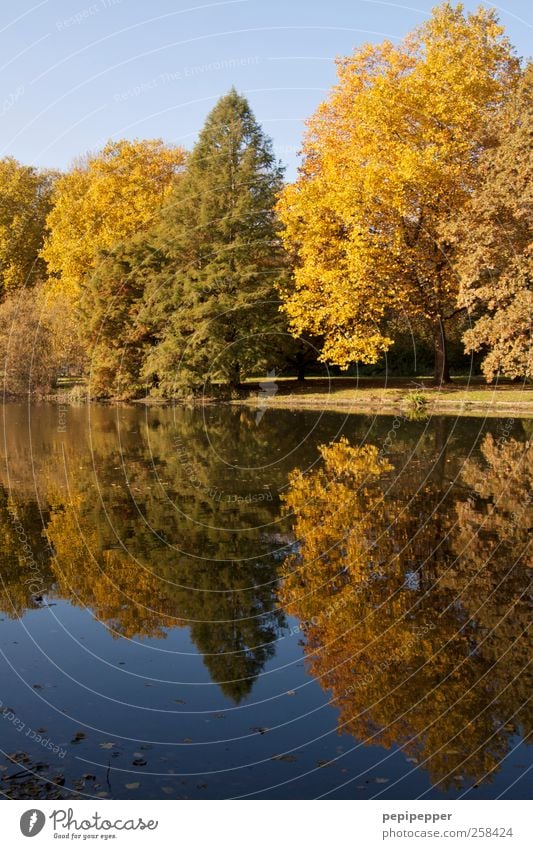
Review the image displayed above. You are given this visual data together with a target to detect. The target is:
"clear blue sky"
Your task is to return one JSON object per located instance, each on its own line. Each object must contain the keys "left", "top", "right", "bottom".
{"left": 1, "top": 0, "right": 531, "bottom": 179}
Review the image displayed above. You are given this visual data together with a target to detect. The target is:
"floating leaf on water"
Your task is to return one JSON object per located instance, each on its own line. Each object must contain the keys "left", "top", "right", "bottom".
{"left": 71, "top": 732, "right": 86, "bottom": 743}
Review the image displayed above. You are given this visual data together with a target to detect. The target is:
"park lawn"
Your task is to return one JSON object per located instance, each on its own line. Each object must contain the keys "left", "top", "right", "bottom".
{"left": 239, "top": 376, "right": 533, "bottom": 416}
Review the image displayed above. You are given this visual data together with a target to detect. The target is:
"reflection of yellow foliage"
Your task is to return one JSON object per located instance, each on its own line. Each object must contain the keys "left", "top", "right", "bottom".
{"left": 0, "top": 406, "right": 285, "bottom": 702}
{"left": 447, "top": 434, "right": 532, "bottom": 674}
{"left": 455, "top": 434, "right": 532, "bottom": 558}
{"left": 282, "top": 438, "right": 392, "bottom": 594}
{"left": 280, "top": 435, "right": 532, "bottom": 789}
{"left": 46, "top": 495, "right": 180, "bottom": 639}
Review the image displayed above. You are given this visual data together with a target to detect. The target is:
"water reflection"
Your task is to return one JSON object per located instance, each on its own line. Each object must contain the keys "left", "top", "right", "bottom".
{"left": 0, "top": 406, "right": 287, "bottom": 702}
{"left": 280, "top": 431, "right": 532, "bottom": 792}
{"left": 0, "top": 404, "right": 531, "bottom": 798}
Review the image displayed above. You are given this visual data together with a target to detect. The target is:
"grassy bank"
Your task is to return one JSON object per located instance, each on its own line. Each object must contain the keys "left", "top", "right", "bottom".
{"left": 236, "top": 376, "right": 533, "bottom": 418}
{"left": 43, "top": 375, "right": 533, "bottom": 418}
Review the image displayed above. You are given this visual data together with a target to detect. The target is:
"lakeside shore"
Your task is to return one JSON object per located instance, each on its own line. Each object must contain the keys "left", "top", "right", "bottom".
{"left": 33, "top": 376, "right": 533, "bottom": 419}
{"left": 235, "top": 377, "right": 533, "bottom": 418}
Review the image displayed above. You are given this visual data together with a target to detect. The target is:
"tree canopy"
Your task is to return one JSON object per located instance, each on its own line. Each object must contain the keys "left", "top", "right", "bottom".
{"left": 142, "top": 89, "right": 288, "bottom": 395}
{"left": 277, "top": 2, "right": 520, "bottom": 383}
{"left": 41, "top": 139, "right": 186, "bottom": 301}
{"left": 451, "top": 62, "right": 532, "bottom": 381}
{"left": 0, "top": 157, "right": 55, "bottom": 296}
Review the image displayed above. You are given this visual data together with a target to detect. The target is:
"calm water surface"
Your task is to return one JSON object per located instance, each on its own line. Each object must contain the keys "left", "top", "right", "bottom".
{"left": 0, "top": 404, "right": 531, "bottom": 799}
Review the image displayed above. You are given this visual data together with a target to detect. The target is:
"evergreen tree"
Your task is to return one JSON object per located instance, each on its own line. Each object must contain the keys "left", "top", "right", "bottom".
{"left": 82, "top": 235, "right": 164, "bottom": 398}
{"left": 143, "top": 89, "right": 288, "bottom": 395}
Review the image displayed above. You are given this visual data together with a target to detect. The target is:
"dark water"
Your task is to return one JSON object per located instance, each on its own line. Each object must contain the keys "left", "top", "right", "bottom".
{"left": 0, "top": 403, "right": 531, "bottom": 800}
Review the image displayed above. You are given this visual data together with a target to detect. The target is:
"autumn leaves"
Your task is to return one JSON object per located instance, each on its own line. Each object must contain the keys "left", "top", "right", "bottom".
{"left": 277, "top": 3, "right": 531, "bottom": 384}
{"left": 0, "top": 3, "right": 530, "bottom": 398}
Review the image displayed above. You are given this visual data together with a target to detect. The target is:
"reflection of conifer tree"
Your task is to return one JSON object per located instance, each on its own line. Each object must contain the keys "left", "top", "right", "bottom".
{"left": 0, "top": 406, "right": 285, "bottom": 701}
{"left": 173, "top": 559, "right": 282, "bottom": 703}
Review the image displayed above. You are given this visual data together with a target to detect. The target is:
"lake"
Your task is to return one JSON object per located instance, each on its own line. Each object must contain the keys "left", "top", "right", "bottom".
{"left": 0, "top": 403, "right": 531, "bottom": 799}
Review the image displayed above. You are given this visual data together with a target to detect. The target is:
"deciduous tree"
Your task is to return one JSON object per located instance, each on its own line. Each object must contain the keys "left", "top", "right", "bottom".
{"left": 0, "top": 284, "right": 59, "bottom": 397}
{"left": 451, "top": 63, "right": 532, "bottom": 380}
{"left": 277, "top": 3, "right": 519, "bottom": 383}
{"left": 0, "top": 158, "right": 55, "bottom": 296}
{"left": 41, "top": 139, "right": 186, "bottom": 301}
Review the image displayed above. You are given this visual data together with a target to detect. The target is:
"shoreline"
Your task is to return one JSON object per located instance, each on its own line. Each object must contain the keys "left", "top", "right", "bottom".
{"left": 233, "top": 397, "right": 533, "bottom": 418}
{"left": 9, "top": 378, "right": 533, "bottom": 418}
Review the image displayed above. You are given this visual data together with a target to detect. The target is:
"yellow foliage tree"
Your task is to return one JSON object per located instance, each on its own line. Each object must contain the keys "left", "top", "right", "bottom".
{"left": 277, "top": 3, "right": 519, "bottom": 383}
{"left": 451, "top": 63, "right": 533, "bottom": 381}
{"left": 0, "top": 157, "right": 55, "bottom": 296}
{"left": 41, "top": 139, "right": 186, "bottom": 300}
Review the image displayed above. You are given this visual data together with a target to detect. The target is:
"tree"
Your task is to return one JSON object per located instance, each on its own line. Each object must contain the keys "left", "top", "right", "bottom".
{"left": 0, "top": 158, "right": 55, "bottom": 297}
{"left": 277, "top": 3, "right": 519, "bottom": 383}
{"left": 81, "top": 236, "right": 165, "bottom": 398}
{"left": 451, "top": 63, "right": 532, "bottom": 380}
{"left": 0, "top": 284, "right": 61, "bottom": 397}
{"left": 142, "top": 89, "right": 288, "bottom": 395}
{"left": 41, "top": 139, "right": 186, "bottom": 301}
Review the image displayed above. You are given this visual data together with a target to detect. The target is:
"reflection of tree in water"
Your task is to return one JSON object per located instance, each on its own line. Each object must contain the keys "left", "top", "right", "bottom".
{"left": 0, "top": 487, "right": 55, "bottom": 617}
{"left": 280, "top": 434, "right": 532, "bottom": 790}
{"left": 0, "top": 407, "right": 285, "bottom": 702}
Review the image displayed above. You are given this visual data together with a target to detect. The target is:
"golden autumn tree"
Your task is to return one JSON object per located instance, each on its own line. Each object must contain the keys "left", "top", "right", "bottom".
{"left": 41, "top": 139, "right": 186, "bottom": 301}
{"left": 277, "top": 3, "right": 519, "bottom": 383}
{"left": 0, "top": 158, "right": 55, "bottom": 296}
{"left": 450, "top": 63, "right": 532, "bottom": 380}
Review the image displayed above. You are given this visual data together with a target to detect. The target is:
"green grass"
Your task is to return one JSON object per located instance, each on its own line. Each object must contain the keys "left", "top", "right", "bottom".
{"left": 239, "top": 376, "right": 533, "bottom": 416}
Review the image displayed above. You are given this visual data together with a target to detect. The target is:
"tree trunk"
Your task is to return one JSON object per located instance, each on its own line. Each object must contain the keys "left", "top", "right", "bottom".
{"left": 228, "top": 361, "right": 241, "bottom": 391}
{"left": 296, "top": 352, "right": 306, "bottom": 382}
{"left": 433, "top": 318, "right": 451, "bottom": 385}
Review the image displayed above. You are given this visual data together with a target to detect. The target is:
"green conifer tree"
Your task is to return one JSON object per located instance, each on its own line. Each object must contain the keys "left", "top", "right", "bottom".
{"left": 143, "top": 89, "right": 288, "bottom": 395}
